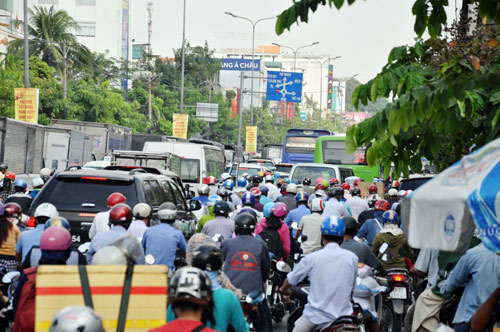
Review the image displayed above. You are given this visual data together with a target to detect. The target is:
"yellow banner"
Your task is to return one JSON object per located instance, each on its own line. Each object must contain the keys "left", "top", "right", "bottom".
{"left": 245, "top": 126, "right": 257, "bottom": 153}
{"left": 172, "top": 113, "right": 188, "bottom": 139}
{"left": 14, "top": 88, "right": 39, "bottom": 124}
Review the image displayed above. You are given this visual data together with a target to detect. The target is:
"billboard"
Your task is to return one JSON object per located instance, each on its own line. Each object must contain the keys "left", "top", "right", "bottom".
{"left": 327, "top": 65, "right": 333, "bottom": 110}
{"left": 332, "top": 81, "right": 347, "bottom": 113}
{"left": 121, "top": 0, "right": 129, "bottom": 90}
{"left": 132, "top": 44, "right": 145, "bottom": 60}
{"left": 14, "top": 88, "right": 39, "bottom": 124}
{"left": 172, "top": 114, "right": 188, "bottom": 139}
{"left": 220, "top": 59, "right": 260, "bottom": 71}
{"left": 245, "top": 126, "right": 257, "bottom": 153}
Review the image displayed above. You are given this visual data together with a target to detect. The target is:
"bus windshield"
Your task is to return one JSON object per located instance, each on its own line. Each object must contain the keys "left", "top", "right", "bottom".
{"left": 322, "top": 140, "right": 366, "bottom": 165}
{"left": 285, "top": 136, "right": 317, "bottom": 154}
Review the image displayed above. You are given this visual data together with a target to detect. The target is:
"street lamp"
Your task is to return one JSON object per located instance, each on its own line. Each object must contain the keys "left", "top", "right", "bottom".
{"left": 225, "top": 12, "right": 275, "bottom": 126}
{"left": 180, "top": 0, "right": 187, "bottom": 114}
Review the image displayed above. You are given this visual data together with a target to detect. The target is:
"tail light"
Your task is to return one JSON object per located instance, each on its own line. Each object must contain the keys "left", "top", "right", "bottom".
{"left": 391, "top": 274, "right": 405, "bottom": 282}
{"left": 241, "top": 303, "right": 250, "bottom": 316}
{"left": 26, "top": 216, "right": 36, "bottom": 228}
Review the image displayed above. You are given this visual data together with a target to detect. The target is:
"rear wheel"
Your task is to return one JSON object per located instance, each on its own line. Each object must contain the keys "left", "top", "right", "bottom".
{"left": 379, "top": 301, "right": 395, "bottom": 332}
{"left": 393, "top": 313, "right": 402, "bottom": 332}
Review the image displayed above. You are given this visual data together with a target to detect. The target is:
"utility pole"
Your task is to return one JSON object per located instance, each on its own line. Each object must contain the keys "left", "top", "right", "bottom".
{"left": 62, "top": 44, "right": 67, "bottom": 99}
{"left": 237, "top": 72, "right": 244, "bottom": 146}
{"left": 147, "top": 1, "right": 153, "bottom": 121}
{"left": 23, "top": 0, "right": 29, "bottom": 88}
{"left": 179, "top": 0, "right": 186, "bottom": 114}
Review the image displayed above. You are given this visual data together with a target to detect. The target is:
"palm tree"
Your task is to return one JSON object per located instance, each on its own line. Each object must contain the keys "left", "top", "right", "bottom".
{"left": 9, "top": 6, "right": 92, "bottom": 98}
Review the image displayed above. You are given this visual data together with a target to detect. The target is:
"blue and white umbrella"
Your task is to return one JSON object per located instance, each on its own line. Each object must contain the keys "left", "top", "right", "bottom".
{"left": 403, "top": 137, "right": 500, "bottom": 253}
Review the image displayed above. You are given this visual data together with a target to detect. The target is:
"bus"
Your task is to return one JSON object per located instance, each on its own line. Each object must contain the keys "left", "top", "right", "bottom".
{"left": 282, "top": 129, "right": 332, "bottom": 164}
{"left": 314, "top": 134, "right": 381, "bottom": 181}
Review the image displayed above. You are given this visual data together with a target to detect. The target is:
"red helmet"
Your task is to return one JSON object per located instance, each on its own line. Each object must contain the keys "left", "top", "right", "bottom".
{"left": 315, "top": 183, "right": 326, "bottom": 190}
{"left": 4, "top": 172, "right": 15, "bottom": 180}
{"left": 353, "top": 179, "right": 361, "bottom": 187}
{"left": 368, "top": 185, "right": 378, "bottom": 194}
{"left": 4, "top": 202, "right": 22, "bottom": 218}
{"left": 374, "top": 200, "right": 390, "bottom": 211}
{"left": 329, "top": 178, "right": 339, "bottom": 186}
{"left": 342, "top": 183, "right": 350, "bottom": 190}
{"left": 109, "top": 203, "right": 133, "bottom": 224}
{"left": 107, "top": 192, "right": 126, "bottom": 208}
{"left": 393, "top": 181, "right": 400, "bottom": 188}
{"left": 250, "top": 187, "right": 261, "bottom": 197}
{"left": 207, "top": 176, "right": 217, "bottom": 185}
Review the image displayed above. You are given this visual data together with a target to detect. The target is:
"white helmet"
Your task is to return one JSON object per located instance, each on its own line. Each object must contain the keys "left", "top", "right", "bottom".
{"left": 34, "top": 203, "right": 58, "bottom": 219}
{"left": 92, "top": 245, "right": 129, "bottom": 265}
{"left": 31, "top": 177, "right": 44, "bottom": 188}
{"left": 388, "top": 188, "right": 398, "bottom": 197}
{"left": 49, "top": 306, "right": 105, "bottom": 332}
{"left": 198, "top": 184, "right": 210, "bottom": 195}
{"left": 40, "top": 168, "right": 52, "bottom": 177}
{"left": 397, "top": 190, "right": 407, "bottom": 199}
{"left": 220, "top": 173, "right": 231, "bottom": 182}
{"left": 286, "top": 183, "right": 298, "bottom": 194}
{"left": 309, "top": 198, "right": 325, "bottom": 213}
{"left": 169, "top": 267, "right": 212, "bottom": 305}
{"left": 132, "top": 203, "right": 152, "bottom": 219}
{"left": 158, "top": 202, "right": 177, "bottom": 222}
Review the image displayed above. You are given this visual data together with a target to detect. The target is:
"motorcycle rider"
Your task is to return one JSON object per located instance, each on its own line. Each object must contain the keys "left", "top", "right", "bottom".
{"left": 277, "top": 183, "right": 298, "bottom": 211}
{"left": 341, "top": 216, "right": 380, "bottom": 270}
{"left": 255, "top": 202, "right": 291, "bottom": 261}
{"left": 88, "top": 192, "right": 126, "bottom": 240}
{"left": 235, "top": 192, "right": 261, "bottom": 219}
{"left": 197, "top": 195, "right": 221, "bottom": 233}
{"left": 387, "top": 188, "right": 399, "bottom": 208}
{"left": 0, "top": 164, "right": 7, "bottom": 181}
{"left": 294, "top": 198, "right": 325, "bottom": 254}
{"left": 29, "top": 177, "right": 44, "bottom": 199}
{"left": 234, "top": 177, "right": 248, "bottom": 199}
{"left": 202, "top": 201, "right": 235, "bottom": 241}
{"left": 250, "top": 187, "right": 264, "bottom": 212}
{"left": 308, "top": 183, "right": 327, "bottom": 203}
{"left": 357, "top": 199, "right": 389, "bottom": 247}
{"left": 217, "top": 187, "right": 236, "bottom": 212}
{"left": 128, "top": 203, "right": 152, "bottom": 239}
{"left": 280, "top": 216, "right": 358, "bottom": 332}
{"left": 284, "top": 192, "right": 311, "bottom": 229}
{"left": 247, "top": 174, "right": 262, "bottom": 190}
{"left": 142, "top": 202, "right": 186, "bottom": 271}
{"left": 5, "top": 179, "right": 33, "bottom": 213}
{"left": 193, "top": 184, "right": 211, "bottom": 206}
{"left": 264, "top": 174, "right": 278, "bottom": 192}
{"left": 346, "top": 187, "right": 369, "bottom": 220}
{"left": 222, "top": 179, "right": 241, "bottom": 207}
{"left": 371, "top": 210, "right": 413, "bottom": 270}
{"left": 322, "top": 187, "right": 350, "bottom": 219}
{"left": 0, "top": 171, "right": 16, "bottom": 202}
{"left": 259, "top": 185, "right": 273, "bottom": 205}
{"left": 269, "top": 178, "right": 285, "bottom": 201}
{"left": 207, "top": 176, "right": 218, "bottom": 196}
{"left": 302, "top": 177, "right": 314, "bottom": 196}
{"left": 358, "top": 195, "right": 378, "bottom": 225}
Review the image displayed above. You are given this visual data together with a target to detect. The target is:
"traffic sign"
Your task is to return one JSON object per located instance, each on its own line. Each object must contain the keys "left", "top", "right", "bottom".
{"left": 266, "top": 71, "right": 303, "bottom": 103}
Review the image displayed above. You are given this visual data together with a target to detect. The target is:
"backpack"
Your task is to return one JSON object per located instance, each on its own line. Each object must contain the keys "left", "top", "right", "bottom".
{"left": 259, "top": 226, "right": 282, "bottom": 260}
{"left": 12, "top": 267, "right": 37, "bottom": 332}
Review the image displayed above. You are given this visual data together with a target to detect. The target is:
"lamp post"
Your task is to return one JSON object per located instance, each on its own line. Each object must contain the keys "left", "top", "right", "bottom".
{"left": 271, "top": 42, "right": 319, "bottom": 127}
{"left": 335, "top": 74, "right": 359, "bottom": 132}
{"left": 225, "top": 12, "right": 275, "bottom": 126}
{"left": 23, "top": 0, "right": 29, "bottom": 88}
{"left": 180, "top": 0, "right": 186, "bottom": 113}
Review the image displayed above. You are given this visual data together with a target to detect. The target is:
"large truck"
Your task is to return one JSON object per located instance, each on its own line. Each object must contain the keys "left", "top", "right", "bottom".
{"left": 43, "top": 128, "right": 93, "bottom": 172}
{"left": 50, "top": 119, "right": 133, "bottom": 161}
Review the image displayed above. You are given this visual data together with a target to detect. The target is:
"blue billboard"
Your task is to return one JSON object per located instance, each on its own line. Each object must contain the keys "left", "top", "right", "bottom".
{"left": 266, "top": 71, "right": 303, "bottom": 103}
{"left": 220, "top": 58, "right": 260, "bottom": 71}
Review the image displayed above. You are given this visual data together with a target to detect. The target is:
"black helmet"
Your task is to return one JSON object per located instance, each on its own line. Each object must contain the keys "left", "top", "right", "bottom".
{"left": 328, "top": 186, "right": 344, "bottom": 199}
{"left": 302, "top": 177, "right": 311, "bottom": 186}
{"left": 350, "top": 187, "right": 361, "bottom": 197}
{"left": 252, "top": 174, "right": 263, "bottom": 185}
{"left": 213, "top": 201, "right": 230, "bottom": 216}
{"left": 342, "top": 216, "right": 358, "bottom": 230}
{"left": 234, "top": 212, "right": 256, "bottom": 235}
{"left": 0, "top": 164, "right": 7, "bottom": 171}
{"left": 192, "top": 244, "right": 223, "bottom": 271}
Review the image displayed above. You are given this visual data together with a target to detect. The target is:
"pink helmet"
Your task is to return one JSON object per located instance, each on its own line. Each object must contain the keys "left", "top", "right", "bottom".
{"left": 40, "top": 227, "right": 72, "bottom": 251}
{"left": 315, "top": 177, "right": 324, "bottom": 185}
{"left": 271, "top": 202, "right": 288, "bottom": 218}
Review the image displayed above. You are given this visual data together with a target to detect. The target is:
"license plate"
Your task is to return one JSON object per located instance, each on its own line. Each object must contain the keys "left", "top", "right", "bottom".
{"left": 390, "top": 287, "right": 407, "bottom": 299}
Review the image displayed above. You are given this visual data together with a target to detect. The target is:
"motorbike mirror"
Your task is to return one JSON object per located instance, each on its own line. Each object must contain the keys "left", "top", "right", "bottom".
{"left": 78, "top": 242, "right": 91, "bottom": 254}
{"left": 2, "top": 271, "right": 20, "bottom": 284}
{"left": 291, "top": 222, "right": 298, "bottom": 230}
{"left": 382, "top": 254, "right": 388, "bottom": 261}
{"left": 276, "top": 261, "right": 292, "bottom": 273}
{"left": 379, "top": 242, "right": 388, "bottom": 254}
{"left": 145, "top": 254, "right": 156, "bottom": 265}
{"left": 301, "top": 235, "right": 308, "bottom": 242}
{"left": 189, "top": 199, "right": 202, "bottom": 211}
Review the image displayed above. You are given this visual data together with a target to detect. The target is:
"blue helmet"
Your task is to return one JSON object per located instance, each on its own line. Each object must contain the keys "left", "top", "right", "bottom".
{"left": 275, "top": 173, "right": 281, "bottom": 179}
{"left": 237, "top": 177, "right": 248, "bottom": 188}
{"left": 295, "top": 191, "right": 309, "bottom": 202}
{"left": 14, "top": 179, "right": 27, "bottom": 189}
{"left": 263, "top": 202, "right": 274, "bottom": 218}
{"left": 223, "top": 179, "right": 235, "bottom": 190}
{"left": 321, "top": 216, "right": 345, "bottom": 237}
{"left": 241, "top": 192, "right": 256, "bottom": 206}
{"left": 207, "top": 195, "right": 222, "bottom": 207}
{"left": 259, "top": 185, "right": 269, "bottom": 195}
{"left": 382, "top": 210, "right": 400, "bottom": 224}
{"left": 284, "top": 177, "right": 291, "bottom": 184}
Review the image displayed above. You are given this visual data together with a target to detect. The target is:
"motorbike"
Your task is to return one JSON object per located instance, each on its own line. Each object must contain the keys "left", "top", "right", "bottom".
{"left": 239, "top": 291, "right": 266, "bottom": 332}
{"left": 0, "top": 270, "right": 21, "bottom": 331}
{"left": 266, "top": 260, "right": 291, "bottom": 322}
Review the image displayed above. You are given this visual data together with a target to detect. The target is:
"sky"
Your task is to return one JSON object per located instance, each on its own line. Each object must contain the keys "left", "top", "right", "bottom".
{"left": 130, "top": 0, "right": 461, "bottom": 83}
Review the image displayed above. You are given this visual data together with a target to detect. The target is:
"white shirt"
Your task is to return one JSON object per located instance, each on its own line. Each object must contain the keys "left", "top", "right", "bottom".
{"left": 322, "top": 198, "right": 349, "bottom": 219}
{"left": 265, "top": 183, "right": 278, "bottom": 192}
{"left": 346, "top": 196, "right": 369, "bottom": 220}
{"left": 128, "top": 219, "right": 148, "bottom": 240}
{"left": 287, "top": 242, "right": 358, "bottom": 324}
{"left": 88, "top": 210, "right": 110, "bottom": 240}
{"left": 268, "top": 190, "right": 282, "bottom": 202}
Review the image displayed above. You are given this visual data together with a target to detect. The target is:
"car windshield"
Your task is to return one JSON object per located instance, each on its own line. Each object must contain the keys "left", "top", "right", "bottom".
{"left": 291, "top": 166, "right": 336, "bottom": 184}
{"left": 275, "top": 164, "right": 292, "bottom": 173}
{"left": 180, "top": 159, "right": 200, "bottom": 183}
{"left": 237, "top": 166, "right": 261, "bottom": 178}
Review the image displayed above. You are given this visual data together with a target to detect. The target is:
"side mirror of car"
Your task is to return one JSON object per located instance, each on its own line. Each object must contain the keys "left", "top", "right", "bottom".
{"left": 189, "top": 199, "right": 202, "bottom": 211}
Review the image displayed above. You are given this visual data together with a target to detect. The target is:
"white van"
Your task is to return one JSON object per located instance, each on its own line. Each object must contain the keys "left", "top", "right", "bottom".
{"left": 143, "top": 141, "right": 225, "bottom": 190}
{"left": 290, "top": 163, "right": 355, "bottom": 184}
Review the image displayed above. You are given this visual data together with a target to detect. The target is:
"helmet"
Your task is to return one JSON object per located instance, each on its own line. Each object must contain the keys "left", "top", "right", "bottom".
{"left": 328, "top": 186, "right": 344, "bottom": 199}
{"left": 207, "top": 176, "right": 217, "bottom": 185}
{"left": 257, "top": 171, "right": 265, "bottom": 177}
{"left": 265, "top": 174, "right": 274, "bottom": 182}
{"left": 271, "top": 202, "right": 288, "bottom": 218}
{"left": 368, "top": 185, "right": 378, "bottom": 194}
{"left": 169, "top": 267, "right": 212, "bottom": 305}
{"left": 109, "top": 203, "right": 133, "bottom": 225}
{"left": 274, "top": 173, "right": 281, "bottom": 179}
{"left": 234, "top": 212, "right": 257, "bottom": 234}
{"left": 286, "top": 183, "right": 297, "bottom": 194}
{"left": 220, "top": 173, "right": 231, "bottom": 182}
{"left": 284, "top": 177, "right": 291, "bottom": 184}
{"left": 4, "top": 172, "right": 15, "bottom": 181}
{"left": 0, "top": 164, "right": 7, "bottom": 171}
{"left": 350, "top": 187, "right": 361, "bottom": 196}
{"left": 217, "top": 187, "right": 230, "bottom": 198}
{"left": 321, "top": 216, "right": 345, "bottom": 237}
{"left": 14, "top": 179, "right": 27, "bottom": 190}
{"left": 241, "top": 192, "right": 256, "bottom": 206}
{"left": 250, "top": 187, "right": 261, "bottom": 197}
{"left": 398, "top": 190, "right": 407, "bottom": 199}
{"left": 321, "top": 179, "right": 329, "bottom": 189}
{"left": 45, "top": 217, "right": 70, "bottom": 230}
{"left": 382, "top": 210, "right": 399, "bottom": 224}
{"left": 49, "top": 306, "right": 105, "bottom": 332}
{"left": 406, "top": 190, "right": 413, "bottom": 196}
{"left": 315, "top": 177, "right": 324, "bottom": 185}
{"left": 5, "top": 202, "right": 22, "bottom": 219}
{"left": 40, "top": 167, "right": 52, "bottom": 177}
{"left": 198, "top": 184, "right": 210, "bottom": 195}
{"left": 342, "top": 216, "right": 358, "bottom": 230}
{"left": 353, "top": 179, "right": 361, "bottom": 187}
{"left": 34, "top": 203, "right": 58, "bottom": 219}
{"left": 393, "top": 180, "right": 400, "bottom": 188}
{"left": 213, "top": 201, "right": 230, "bottom": 216}
{"left": 158, "top": 202, "right": 177, "bottom": 222}
{"left": 276, "top": 178, "right": 286, "bottom": 188}
{"left": 192, "top": 243, "right": 223, "bottom": 271}
{"left": 92, "top": 245, "right": 129, "bottom": 265}
{"left": 315, "top": 183, "right": 326, "bottom": 190}
{"left": 237, "top": 177, "right": 248, "bottom": 188}
{"left": 341, "top": 183, "right": 350, "bottom": 190}
{"left": 252, "top": 174, "right": 263, "bottom": 184}
{"left": 295, "top": 191, "right": 308, "bottom": 203}
{"left": 40, "top": 227, "right": 72, "bottom": 251}
{"left": 132, "top": 203, "right": 152, "bottom": 219}
{"left": 107, "top": 192, "right": 126, "bottom": 208}
{"left": 259, "top": 186, "right": 269, "bottom": 195}
{"left": 239, "top": 208, "right": 257, "bottom": 219}
{"left": 309, "top": 198, "right": 325, "bottom": 213}
{"left": 388, "top": 188, "right": 398, "bottom": 197}
{"left": 374, "top": 200, "right": 390, "bottom": 211}
{"left": 302, "top": 177, "right": 311, "bottom": 186}
{"left": 207, "top": 195, "right": 221, "bottom": 207}
{"left": 263, "top": 202, "right": 274, "bottom": 218}
{"left": 223, "top": 179, "right": 235, "bottom": 190}
{"left": 32, "top": 177, "right": 44, "bottom": 188}
{"left": 330, "top": 178, "right": 340, "bottom": 186}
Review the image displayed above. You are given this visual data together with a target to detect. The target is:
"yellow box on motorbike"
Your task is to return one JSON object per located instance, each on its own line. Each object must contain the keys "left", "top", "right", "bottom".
{"left": 34, "top": 265, "right": 168, "bottom": 332}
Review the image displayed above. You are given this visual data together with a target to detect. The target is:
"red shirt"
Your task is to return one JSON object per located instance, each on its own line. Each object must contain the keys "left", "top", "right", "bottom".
{"left": 149, "top": 320, "right": 217, "bottom": 332}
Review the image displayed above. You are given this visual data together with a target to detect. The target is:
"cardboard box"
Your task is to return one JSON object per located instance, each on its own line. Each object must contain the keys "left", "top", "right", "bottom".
{"left": 358, "top": 182, "right": 385, "bottom": 198}
{"left": 35, "top": 265, "right": 168, "bottom": 332}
